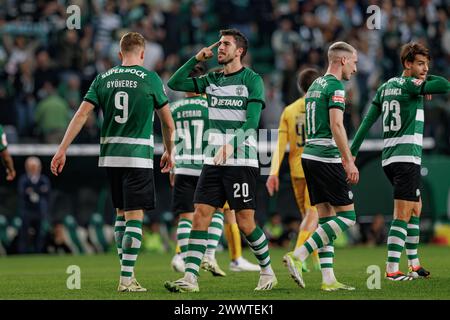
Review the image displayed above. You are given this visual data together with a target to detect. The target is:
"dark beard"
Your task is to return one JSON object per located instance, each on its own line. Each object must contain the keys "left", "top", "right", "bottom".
{"left": 218, "top": 57, "right": 233, "bottom": 65}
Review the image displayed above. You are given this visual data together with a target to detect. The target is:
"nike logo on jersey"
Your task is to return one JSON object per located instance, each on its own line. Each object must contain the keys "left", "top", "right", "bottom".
{"left": 243, "top": 198, "right": 253, "bottom": 203}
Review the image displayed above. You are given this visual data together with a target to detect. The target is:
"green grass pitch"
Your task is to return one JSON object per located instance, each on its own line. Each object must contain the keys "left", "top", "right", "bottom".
{"left": 0, "top": 246, "right": 449, "bottom": 300}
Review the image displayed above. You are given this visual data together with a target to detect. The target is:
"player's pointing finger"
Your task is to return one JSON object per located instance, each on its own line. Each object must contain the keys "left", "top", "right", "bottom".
{"left": 208, "top": 41, "right": 220, "bottom": 49}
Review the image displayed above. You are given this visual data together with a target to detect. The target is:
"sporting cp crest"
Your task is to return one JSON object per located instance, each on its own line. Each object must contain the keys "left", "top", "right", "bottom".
{"left": 236, "top": 86, "right": 244, "bottom": 96}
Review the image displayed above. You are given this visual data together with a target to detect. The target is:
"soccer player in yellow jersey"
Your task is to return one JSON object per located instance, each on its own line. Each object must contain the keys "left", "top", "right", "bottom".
{"left": 266, "top": 68, "right": 320, "bottom": 271}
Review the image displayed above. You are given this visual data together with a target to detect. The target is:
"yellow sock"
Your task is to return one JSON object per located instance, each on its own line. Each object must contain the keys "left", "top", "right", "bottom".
{"left": 224, "top": 223, "right": 233, "bottom": 260}
{"left": 225, "top": 223, "right": 242, "bottom": 260}
{"left": 295, "top": 230, "right": 311, "bottom": 249}
{"left": 175, "top": 244, "right": 181, "bottom": 254}
{"left": 312, "top": 249, "right": 319, "bottom": 263}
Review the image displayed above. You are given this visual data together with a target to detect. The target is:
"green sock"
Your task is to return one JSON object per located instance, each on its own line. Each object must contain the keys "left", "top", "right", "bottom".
{"left": 185, "top": 230, "right": 208, "bottom": 277}
{"left": 120, "top": 220, "right": 143, "bottom": 285}
{"left": 205, "top": 211, "right": 224, "bottom": 259}
{"left": 386, "top": 219, "right": 407, "bottom": 274}
{"left": 245, "top": 226, "right": 273, "bottom": 274}
{"left": 114, "top": 215, "right": 126, "bottom": 263}
{"left": 406, "top": 216, "right": 420, "bottom": 267}
{"left": 177, "top": 218, "right": 192, "bottom": 260}
{"left": 297, "top": 211, "right": 356, "bottom": 262}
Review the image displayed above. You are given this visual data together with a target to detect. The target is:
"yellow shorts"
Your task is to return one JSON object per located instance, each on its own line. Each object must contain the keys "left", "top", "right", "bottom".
{"left": 291, "top": 177, "right": 316, "bottom": 217}
{"left": 223, "top": 201, "right": 230, "bottom": 210}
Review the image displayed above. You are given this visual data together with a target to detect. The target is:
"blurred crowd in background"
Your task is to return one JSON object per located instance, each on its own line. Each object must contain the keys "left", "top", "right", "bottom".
{"left": 0, "top": 0, "right": 449, "bottom": 255}
{"left": 0, "top": 0, "right": 449, "bottom": 149}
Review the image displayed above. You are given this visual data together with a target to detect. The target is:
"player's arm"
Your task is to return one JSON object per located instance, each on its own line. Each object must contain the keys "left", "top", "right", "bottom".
{"left": 350, "top": 103, "right": 382, "bottom": 156}
{"left": 422, "top": 75, "right": 450, "bottom": 94}
{"left": 168, "top": 42, "right": 219, "bottom": 93}
{"left": 167, "top": 57, "right": 199, "bottom": 92}
{"left": 330, "top": 109, "right": 359, "bottom": 184}
{"left": 0, "top": 149, "right": 15, "bottom": 181}
{"left": 156, "top": 104, "right": 175, "bottom": 173}
{"left": 266, "top": 110, "right": 288, "bottom": 196}
{"left": 51, "top": 101, "right": 95, "bottom": 176}
{"left": 328, "top": 83, "right": 358, "bottom": 184}
{"left": 213, "top": 101, "right": 263, "bottom": 165}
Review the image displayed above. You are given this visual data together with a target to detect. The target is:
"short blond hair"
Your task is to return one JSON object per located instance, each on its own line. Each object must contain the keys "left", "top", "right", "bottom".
{"left": 328, "top": 41, "right": 356, "bottom": 61}
{"left": 120, "top": 32, "right": 145, "bottom": 54}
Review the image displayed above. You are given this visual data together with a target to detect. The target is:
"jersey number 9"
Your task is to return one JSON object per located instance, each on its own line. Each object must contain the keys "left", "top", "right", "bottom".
{"left": 114, "top": 91, "right": 129, "bottom": 124}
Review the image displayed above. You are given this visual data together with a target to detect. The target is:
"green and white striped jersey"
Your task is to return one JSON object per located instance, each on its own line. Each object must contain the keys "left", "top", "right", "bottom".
{"left": 373, "top": 76, "right": 425, "bottom": 166}
{"left": 194, "top": 67, "right": 265, "bottom": 168}
{"left": 0, "top": 125, "right": 8, "bottom": 152}
{"left": 171, "top": 96, "right": 208, "bottom": 176}
{"left": 84, "top": 65, "right": 168, "bottom": 168}
{"left": 302, "top": 74, "right": 346, "bottom": 163}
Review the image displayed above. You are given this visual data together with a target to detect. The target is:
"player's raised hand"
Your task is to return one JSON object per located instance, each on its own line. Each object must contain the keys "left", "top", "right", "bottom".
{"left": 266, "top": 175, "right": 279, "bottom": 196}
{"left": 195, "top": 41, "right": 220, "bottom": 62}
{"left": 51, "top": 149, "right": 66, "bottom": 176}
{"left": 160, "top": 150, "right": 174, "bottom": 173}
{"left": 342, "top": 158, "right": 359, "bottom": 185}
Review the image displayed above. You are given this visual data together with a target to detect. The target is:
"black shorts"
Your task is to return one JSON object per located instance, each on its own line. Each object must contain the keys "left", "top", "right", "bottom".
{"left": 106, "top": 167, "right": 155, "bottom": 211}
{"left": 172, "top": 174, "right": 199, "bottom": 215}
{"left": 302, "top": 158, "right": 353, "bottom": 206}
{"left": 383, "top": 163, "right": 421, "bottom": 202}
{"left": 194, "top": 165, "right": 258, "bottom": 211}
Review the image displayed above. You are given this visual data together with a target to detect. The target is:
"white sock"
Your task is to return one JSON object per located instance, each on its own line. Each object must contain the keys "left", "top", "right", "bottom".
{"left": 204, "top": 248, "right": 215, "bottom": 259}
{"left": 261, "top": 264, "right": 274, "bottom": 275}
{"left": 185, "top": 272, "right": 198, "bottom": 284}
{"left": 386, "top": 262, "right": 399, "bottom": 274}
{"left": 293, "top": 246, "right": 309, "bottom": 262}
{"left": 321, "top": 268, "right": 337, "bottom": 285}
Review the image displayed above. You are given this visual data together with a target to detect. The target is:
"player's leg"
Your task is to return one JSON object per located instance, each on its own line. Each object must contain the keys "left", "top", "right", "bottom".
{"left": 117, "top": 167, "right": 156, "bottom": 292}
{"left": 226, "top": 166, "right": 276, "bottom": 290}
{"left": 224, "top": 207, "right": 260, "bottom": 272}
{"left": 235, "top": 209, "right": 277, "bottom": 290}
{"left": 284, "top": 159, "right": 356, "bottom": 289}
{"left": 385, "top": 199, "right": 414, "bottom": 280}
{"left": 171, "top": 174, "right": 197, "bottom": 273}
{"left": 406, "top": 198, "right": 430, "bottom": 278}
{"left": 172, "top": 212, "right": 193, "bottom": 273}
{"left": 384, "top": 163, "right": 419, "bottom": 280}
{"left": 165, "top": 165, "right": 225, "bottom": 292}
{"left": 114, "top": 209, "right": 126, "bottom": 264}
{"left": 202, "top": 208, "right": 226, "bottom": 276}
{"left": 292, "top": 177, "right": 319, "bottom": 271}
{"left": 120, "top": 209, "right": 146, "bottom": 291}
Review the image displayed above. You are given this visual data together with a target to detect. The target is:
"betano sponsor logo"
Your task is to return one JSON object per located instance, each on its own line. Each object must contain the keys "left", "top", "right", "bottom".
{"left": 210, "top": 96, "right": 244, "bottom": 107}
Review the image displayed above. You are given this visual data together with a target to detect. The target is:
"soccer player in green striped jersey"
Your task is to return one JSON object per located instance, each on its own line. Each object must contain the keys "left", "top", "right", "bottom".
{"left": 51, "top": 32, "right": 175, "bottom": 292}
{"left": 170, "top": 63, "right": 226, "bottom": 277}
{"left": 351, "top": 42, "right": 450, "bottom": 281}
{"left": 283, "top": 42, "right": 359, "bottom": 291}
{"left": 0, "top": 125, "right": 16, "bottom": 181}
{"left": 164, "top": 29, "right": 277, "bottom": 293}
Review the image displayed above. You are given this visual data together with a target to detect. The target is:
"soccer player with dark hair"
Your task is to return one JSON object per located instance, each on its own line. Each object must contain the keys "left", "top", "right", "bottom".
{"left": 170, "top": 63, "right": 227, "bottom": 277}
{"left": 51, "top": 32, "right": 175, "bottom": 292}
{"left": 351, "top": 42, "right": 450, "bottom": 280}
{"left": 266, "top": 68, "right": 321, "bottom": 273}
{"left": 283, "top": 42, "right": 359, "bottom": 291}
{"left": 164, "top": 29, "right": 277, "bottom": 292}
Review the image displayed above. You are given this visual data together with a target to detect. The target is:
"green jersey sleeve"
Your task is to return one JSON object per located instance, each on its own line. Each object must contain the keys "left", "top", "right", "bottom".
{"left": 0, "top": 125, "right": 7, "bottom": 152}
{"left": 403, "top": 77, "right": 425, "bottom": 96}
{"left": 150, "top": 72, "right": 169, "bottom": 109}
{"left": 247, "top": 73, "right": 265, "bottom": 109}
{"left": 193, "top": 73, "right": 211, "bottom": 94}
{"left": 327, "top": 79, "right": 346, "bottom": 110}
{"left": 83, "top": 75, "right": 100, "bottom": 107}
